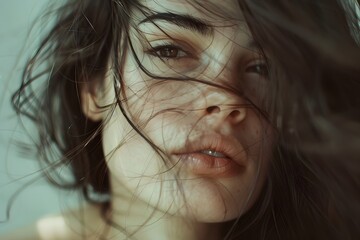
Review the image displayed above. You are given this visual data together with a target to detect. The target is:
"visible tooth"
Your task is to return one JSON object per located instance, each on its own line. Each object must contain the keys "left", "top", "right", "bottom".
{"left": 201, "top": 150, "right": 226, "bottom": 158}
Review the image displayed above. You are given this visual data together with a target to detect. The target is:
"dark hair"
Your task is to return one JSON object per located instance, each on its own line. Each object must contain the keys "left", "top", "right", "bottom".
{"left": 234, "top": 0, "right": 360, "bottom": 239}
{"left": 12, "top": 0, "right": 360, "bottom": 239}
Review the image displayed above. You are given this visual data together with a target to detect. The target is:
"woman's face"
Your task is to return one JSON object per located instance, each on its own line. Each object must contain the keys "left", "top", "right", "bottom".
{"left": 92, "top": 0, "right": 274, "bottom": 222}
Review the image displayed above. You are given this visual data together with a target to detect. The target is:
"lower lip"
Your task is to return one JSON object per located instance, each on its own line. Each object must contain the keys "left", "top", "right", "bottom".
{"left": 176, "top": 153, "right": 242, "bottom": 178}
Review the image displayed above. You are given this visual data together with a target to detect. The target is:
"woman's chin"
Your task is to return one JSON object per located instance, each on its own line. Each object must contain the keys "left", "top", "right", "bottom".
{"left": 171, "top": 178, "right": 256, "bottom": 223}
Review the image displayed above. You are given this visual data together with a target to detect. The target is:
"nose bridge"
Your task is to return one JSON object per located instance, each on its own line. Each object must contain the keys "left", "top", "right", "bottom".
{"left": 205, "top": 89, "right": 236, "bottom": 107}
{"left": 194, "top": 32, "right": 246, "bottom": 126}
{"left": 207, "top": 40, "right": 237, "bottom": 84}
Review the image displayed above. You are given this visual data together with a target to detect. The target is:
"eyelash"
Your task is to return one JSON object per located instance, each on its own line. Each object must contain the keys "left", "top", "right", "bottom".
{"left": 145, "top": 42, "right": 269, "bottom": 77}
{"left": 146, "top": 43, "right": 192, "bottom": 60}
{"left": 245, "top": 62, "right": 269, "bottom": 77}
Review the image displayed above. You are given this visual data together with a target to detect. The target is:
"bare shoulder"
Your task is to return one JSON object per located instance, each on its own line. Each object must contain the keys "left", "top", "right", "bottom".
{"left": 1, "top": 223, "right": 42, "bottom": 240}
{"left": 1, "top": 204, "right": 107, "bottom": 240}
{"left": 1, "top": 214, "right": 72, "bottom": 240}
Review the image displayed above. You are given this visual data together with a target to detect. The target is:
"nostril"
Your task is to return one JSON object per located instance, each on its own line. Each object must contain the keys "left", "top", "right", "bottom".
{"left": 206, "top": 106, "right": 220, "bottom": 114}
{"left": 228, "top": 109, "right": 246, "bottom": 123}
{"left": 229, "top": 110, "right": 240, "bottom": 118}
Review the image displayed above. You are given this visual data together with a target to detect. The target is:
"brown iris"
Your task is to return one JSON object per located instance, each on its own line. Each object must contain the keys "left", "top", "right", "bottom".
{"left": 158, "top": 47, "right": 179, "bottom": 58}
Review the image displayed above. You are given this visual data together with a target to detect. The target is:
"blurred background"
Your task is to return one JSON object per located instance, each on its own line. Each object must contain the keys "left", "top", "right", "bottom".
{"left": 0, "top": 0, "right": 77, "bottom": 234}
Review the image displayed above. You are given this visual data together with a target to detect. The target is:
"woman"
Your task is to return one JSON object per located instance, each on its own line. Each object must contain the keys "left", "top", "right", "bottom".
{"left": 5, "top": 0, "right": 360, "bottom": 239}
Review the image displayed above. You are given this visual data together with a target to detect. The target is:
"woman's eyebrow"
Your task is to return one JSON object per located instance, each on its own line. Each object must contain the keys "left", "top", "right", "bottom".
{"left": 139, "top": 12, "right": 213, "bottom": 36}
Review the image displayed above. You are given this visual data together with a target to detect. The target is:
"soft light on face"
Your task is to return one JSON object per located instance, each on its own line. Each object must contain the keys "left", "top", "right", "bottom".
{"left": 100, "top": 0, "right": 274, "bottom": 223}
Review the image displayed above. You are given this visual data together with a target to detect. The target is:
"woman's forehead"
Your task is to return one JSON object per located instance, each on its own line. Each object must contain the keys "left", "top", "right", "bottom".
{"left": 131, "top": 0, "right": 253, "bottom": 54}
{"left": 137, "top": 0, "right": 243, "bottom": 23}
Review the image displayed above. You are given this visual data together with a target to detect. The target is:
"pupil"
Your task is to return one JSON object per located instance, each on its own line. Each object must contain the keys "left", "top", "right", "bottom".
{"left": 254, "top": 65, "right": 268, "bottom": 76}
{"left": 160, "top": 48, "right": 178, "bottom": 58}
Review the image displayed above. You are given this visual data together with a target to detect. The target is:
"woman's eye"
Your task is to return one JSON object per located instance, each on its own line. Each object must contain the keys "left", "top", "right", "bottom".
{"left": 149, "top": 45, "right": 189, "bottom": 59}
{"left": 143, "top": 42, "right": 201, "bottom": 74}
{"left": 245, "top": 63, "right": 269, "bottom": 77}
{"left": 158, "top": 47, "right": 180, "bottom": 58}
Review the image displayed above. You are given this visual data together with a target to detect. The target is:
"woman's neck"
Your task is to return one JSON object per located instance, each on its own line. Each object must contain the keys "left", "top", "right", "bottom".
{"left": 105, "top": 191, "right": 224, "bottom": 240}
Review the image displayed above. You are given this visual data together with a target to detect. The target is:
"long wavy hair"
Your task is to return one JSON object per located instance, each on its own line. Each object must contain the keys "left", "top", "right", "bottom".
{"left": 12, "top": 0, "right": 360, "bottom": 239}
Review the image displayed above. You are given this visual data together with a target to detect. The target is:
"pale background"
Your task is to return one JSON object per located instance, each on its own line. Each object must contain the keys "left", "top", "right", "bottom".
{"left": 0, "top": 0, "right": 77, "bottom": 234}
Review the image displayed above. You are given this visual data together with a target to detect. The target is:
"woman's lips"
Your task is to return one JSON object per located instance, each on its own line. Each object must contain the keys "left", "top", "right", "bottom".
{"left": 172, "top": 134, "right": 247, "bottom": 177}
{"left": 176, "top": 152, "right": 243, "bottom": 178}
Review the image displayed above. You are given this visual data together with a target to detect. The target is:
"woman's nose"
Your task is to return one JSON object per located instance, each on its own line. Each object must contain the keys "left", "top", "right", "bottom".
{"left": 195, "top": 41, "right": 248, "bottom": 126}
{"left": 196, "top": 88, "right": 247, "bottom": 127}
{"left": 205, "top": 103, "right": 247, "bottom": 126}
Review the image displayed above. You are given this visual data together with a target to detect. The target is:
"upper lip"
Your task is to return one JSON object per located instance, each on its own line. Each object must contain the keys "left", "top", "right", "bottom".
{"left": 172, "top": 133, "right": 248, "bottom": 167}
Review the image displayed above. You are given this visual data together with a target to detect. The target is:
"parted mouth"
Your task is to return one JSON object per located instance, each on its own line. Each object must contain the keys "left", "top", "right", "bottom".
{"left": 199, "top": 149, "right": 227, "bottom": 158}
{"left": 174, "top": 134, "right": 247, "bottom": 163}
{"left": 172, "top": 133, "right": 248, "bottom": 176}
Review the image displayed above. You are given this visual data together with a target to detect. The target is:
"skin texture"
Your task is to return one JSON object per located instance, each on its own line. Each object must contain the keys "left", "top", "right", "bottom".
{"left": 4, "top": 0, "right": 274, "bottom": 239}
{"left": 3, "top": 0, "right": 360, "bottom": 239}
{"left": 81, "top": 0, "right": 274, "bottom": 239}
